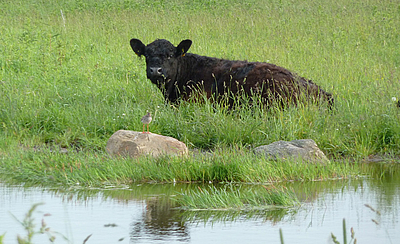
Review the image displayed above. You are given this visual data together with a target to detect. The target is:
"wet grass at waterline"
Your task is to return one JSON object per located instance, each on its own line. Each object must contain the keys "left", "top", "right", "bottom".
{"left": 174, "top": 185, "right": 298, "bottom": 210}
{"left": 0, "top": 145, "right": 358, "bottom": 187}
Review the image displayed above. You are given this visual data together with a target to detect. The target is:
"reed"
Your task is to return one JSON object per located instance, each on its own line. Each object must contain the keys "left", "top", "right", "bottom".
{"left": 330, "top": 219, "right": 357, "bottom": 244}
{"left": 9, "top": 203, "right": 65, "bottom": 244}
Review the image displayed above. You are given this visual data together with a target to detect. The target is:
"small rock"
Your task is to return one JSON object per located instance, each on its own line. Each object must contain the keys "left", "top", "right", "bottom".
{"left": 254, "top": 139, "right": 329, "bottom": 164}
{"left": 106, "top": 130, "right": 188, "bottom": 158}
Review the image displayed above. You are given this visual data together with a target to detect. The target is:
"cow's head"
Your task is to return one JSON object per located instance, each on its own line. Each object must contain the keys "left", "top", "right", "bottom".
{"left": 130, "top": 39, "right": 192, "bottom": 88}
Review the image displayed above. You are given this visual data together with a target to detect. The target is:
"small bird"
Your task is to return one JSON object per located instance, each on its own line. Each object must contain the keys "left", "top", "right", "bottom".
{"left": 141, "top": 112, "right": 152, "bottom": 133}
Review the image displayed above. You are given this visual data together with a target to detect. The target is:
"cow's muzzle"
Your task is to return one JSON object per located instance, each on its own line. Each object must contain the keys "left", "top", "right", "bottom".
{"left": 147, "top": 67, "right": 164, "bottom": 79}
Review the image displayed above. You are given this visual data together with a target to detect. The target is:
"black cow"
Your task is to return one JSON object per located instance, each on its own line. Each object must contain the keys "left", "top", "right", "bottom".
{"left": 130, "top": 38, "right": 333, "bottom": 108}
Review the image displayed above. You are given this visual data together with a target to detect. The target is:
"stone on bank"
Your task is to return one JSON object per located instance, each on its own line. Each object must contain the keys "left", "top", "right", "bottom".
{"left": 254, "top": 139, "right": 329, "bottom": 164}
{"left": 106, "top": 130, "right": 188, "bottom": 158}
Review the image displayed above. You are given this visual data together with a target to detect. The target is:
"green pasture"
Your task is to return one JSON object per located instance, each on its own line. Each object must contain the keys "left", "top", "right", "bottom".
{"left": 0, "top": 0, "right": 399, "bottom": 187}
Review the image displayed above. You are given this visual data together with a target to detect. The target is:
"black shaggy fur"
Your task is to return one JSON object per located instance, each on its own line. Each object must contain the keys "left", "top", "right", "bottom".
{"left": 130, "top": 38, "right": 334, "bottom": 108}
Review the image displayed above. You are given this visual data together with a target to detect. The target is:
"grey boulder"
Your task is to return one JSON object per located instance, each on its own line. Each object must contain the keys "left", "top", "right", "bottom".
{"left": 254, "top": 139, "right": 329, "bottom": 164}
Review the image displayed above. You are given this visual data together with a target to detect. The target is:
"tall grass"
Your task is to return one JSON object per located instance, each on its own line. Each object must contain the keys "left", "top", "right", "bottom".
{"left": 0, "top": 146, "right": 358, "bottom": 187}
{"left": 174, "top": 185, "right": 298, "bottom": 210}
{"left": 1, "top": 0, "right": 399, "bottom": 159}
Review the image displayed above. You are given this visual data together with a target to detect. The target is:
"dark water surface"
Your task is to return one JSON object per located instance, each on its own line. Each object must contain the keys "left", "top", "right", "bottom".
{"left": 1, "top": 169, "right": 399, "bottom": 244}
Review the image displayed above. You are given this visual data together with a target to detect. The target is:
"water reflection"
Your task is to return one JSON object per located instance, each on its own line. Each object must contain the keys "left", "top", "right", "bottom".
{"left": 181, "top": 207, "right": 293, "bottom": 225}
{"left": 362, "top": 163, "right": 400, "bottom": 211}
{"left": 1, "top": 163, "right": 399, "bottom": 243}
{"left": 130, "top": 197, "right": 190, "bottom": 243}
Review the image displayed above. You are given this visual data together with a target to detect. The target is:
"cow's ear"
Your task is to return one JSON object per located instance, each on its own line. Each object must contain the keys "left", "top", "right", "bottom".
{"left": 130, "top": 39, "right": 146, "bottom": 57}
{"left": 176, "top": 39, "right": 192, "bottom": 57}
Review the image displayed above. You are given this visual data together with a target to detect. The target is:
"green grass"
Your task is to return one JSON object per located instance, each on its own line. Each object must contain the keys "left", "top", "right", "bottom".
{"left": 174, "top": 185, "right": 298, "bottom": 210}
{"left": 1, "top": 0, "right": 400, "bottom": 186}
{"left": 0, "top": 144, "right": 357, "bottom": 187}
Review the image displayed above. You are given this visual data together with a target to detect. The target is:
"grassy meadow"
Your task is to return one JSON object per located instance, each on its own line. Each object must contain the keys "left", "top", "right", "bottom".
{"left": 1, "top": 0, "right": 400, "bottom": 186}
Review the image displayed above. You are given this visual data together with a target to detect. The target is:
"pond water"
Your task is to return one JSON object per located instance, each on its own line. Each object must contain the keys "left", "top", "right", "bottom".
{"left": 1, "top": 167, "right": 399, "bottom": 244}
